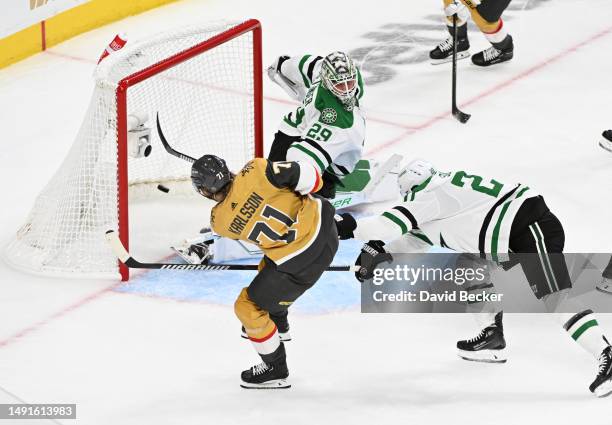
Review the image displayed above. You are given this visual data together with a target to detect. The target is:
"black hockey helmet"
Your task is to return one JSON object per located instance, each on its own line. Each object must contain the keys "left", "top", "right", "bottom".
{"left": 191, "top": 154, "right": 232, "bottom": 198}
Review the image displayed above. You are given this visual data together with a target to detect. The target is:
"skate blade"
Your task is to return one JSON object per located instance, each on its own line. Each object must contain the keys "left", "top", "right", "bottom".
{"left": 596, "top": 284, "right": 612, "bottom": 295}
{"left": 430, "top": 51, "right": 470, "bottom": 65}
{"left": 593, "top": 380, "right": 612, "bottom": 398}
{"left": 599, "top": 140, "right": 612, "bottom": 153}
{"left": 458, "top": 349, "right": 507, "bottom": 364}
{"left": 240, "top": 379, "right": 291, "bottom": 389}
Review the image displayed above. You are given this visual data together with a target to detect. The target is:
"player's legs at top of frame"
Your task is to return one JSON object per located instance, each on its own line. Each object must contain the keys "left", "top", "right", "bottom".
{"left": 430, "top": 0, "right": 514, "bottom": 67}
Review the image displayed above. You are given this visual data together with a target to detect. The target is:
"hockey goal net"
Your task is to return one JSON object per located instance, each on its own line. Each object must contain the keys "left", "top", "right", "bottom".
{"left": 4, "top": 20, "right": 263, "bottom": 280}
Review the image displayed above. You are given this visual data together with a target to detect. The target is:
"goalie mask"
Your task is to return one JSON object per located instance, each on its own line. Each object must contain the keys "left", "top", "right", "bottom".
{"left": 321, "top": 51, "right": 358, "bottom": 111}
{"left": 191, "top": 154, "right": 232, "bottom": 199}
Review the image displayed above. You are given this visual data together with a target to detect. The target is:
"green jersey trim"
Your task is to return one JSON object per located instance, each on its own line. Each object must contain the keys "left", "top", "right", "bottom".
{"left": 288, "top": 143, "right": 327, "bottom": 173}
{"left": 571, "top": 320, "right": 598, "bottom": 341}
{"left": 409, "top": 230, "right": 434, "bottom": 246}
{"left": 356, "top": 68, "right": 365, "bottom": 102}
{"left": 298, "top": 55, "right": 312, "bottom": 88}
{"left": 314, "top": 85, "right": 354, "bottom": 129}
{"left": 382, "top": 211, "right": 408, "bottom": 234}
{"left": 516, "top": 186, "right": 530, "bottom": 198}
{"left": 408, "top": 175, "right": 433, "bottom": 201}
{"left": 283, "top": 107, "right": 305, "bottom": 128}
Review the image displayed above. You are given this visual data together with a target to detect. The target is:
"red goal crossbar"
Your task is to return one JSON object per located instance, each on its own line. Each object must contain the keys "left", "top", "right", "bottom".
{"left": 115, "top": 20, "right": 263, "bottom": 281}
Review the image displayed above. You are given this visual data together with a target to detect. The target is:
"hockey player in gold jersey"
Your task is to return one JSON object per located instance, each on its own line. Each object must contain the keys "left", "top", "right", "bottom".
{"left": 430, "top": 0, "right": 514, "bottom": 67}
{"left": 190, "top": 154, "right": 338, "bottom": 388}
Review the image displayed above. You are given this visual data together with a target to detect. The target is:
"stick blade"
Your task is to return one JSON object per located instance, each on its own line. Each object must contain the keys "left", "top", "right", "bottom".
{"left": 453, "top": 109, "right": 471, "bottom": 124}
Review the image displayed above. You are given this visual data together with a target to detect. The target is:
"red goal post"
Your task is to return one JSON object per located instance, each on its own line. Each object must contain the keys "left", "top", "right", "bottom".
{"left": 116, "top": 19, "right": 263, "bottom": 280}
{"left": 4, "top": 20, "right": 263, "bottom": 281}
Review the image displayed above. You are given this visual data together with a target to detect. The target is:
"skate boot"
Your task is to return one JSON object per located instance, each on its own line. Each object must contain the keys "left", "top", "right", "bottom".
{"left": 599, "top": 130, "right": 612, "bottom": 153}
{"left": 240, "top": 360, "right": 290, "bottom": 389}
{"left": 457, "top": 312, "right": 507, "bottom": 363}
{"left": 590, "top": 345, "right": 612, "bottom": 397}
{"left": 472, "top": 35, "right": 514, "bottom": 67}
{"left": 430, "top": 36, "right": 470, "bottom": 65}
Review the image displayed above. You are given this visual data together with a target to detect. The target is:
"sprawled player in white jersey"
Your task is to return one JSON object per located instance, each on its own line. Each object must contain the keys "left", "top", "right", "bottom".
{"left": 335, "top": 159, "right": 612, "bottom": 397}
{"left": 267, "top": 52, "right": 366, "bottom": 198}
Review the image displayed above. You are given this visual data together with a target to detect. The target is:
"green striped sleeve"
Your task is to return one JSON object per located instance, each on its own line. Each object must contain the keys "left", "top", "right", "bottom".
{"left": 298, "top": 55, "right": 312, "bottom": 88}
{"left": 288, "top": 143, "right": 327, "bottom": 173}
{"left": 382, "top": 211, "right": 409, "bottom": 235}
{"left": 409, "top": 230, "right": 433, "bottom": 246}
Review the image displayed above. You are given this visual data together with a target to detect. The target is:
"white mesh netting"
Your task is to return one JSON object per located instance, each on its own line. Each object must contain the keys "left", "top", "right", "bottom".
{"left": 4, "top": 21, "right": 258, "bottom": 279}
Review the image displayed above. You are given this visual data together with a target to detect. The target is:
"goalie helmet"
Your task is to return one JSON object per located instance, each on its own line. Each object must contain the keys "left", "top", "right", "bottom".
{"left": 191, "top": 154, "right": 232, "bottom": 199}
{"left": 321, "top": 51, "right": 358, "bottom": 111}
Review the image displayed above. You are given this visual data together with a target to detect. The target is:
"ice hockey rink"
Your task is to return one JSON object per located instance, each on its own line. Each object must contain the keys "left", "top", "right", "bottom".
{"left": 1, "top": 0, "right": 612, "bottom": 423}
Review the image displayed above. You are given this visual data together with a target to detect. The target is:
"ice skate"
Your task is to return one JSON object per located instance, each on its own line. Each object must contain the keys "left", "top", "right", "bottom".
{"left": 590, "top": 346, "right": 612, "bottom": 397}
{"left": 240, "top": 361, "right": 290, "bottom": 389}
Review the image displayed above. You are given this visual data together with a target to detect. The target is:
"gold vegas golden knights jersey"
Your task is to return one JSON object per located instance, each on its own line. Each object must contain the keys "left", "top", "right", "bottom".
{"left": 210, "top": 158, "right": 325, "bottom": 266}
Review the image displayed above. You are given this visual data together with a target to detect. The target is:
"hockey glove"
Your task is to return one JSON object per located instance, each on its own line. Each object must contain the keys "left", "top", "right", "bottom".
{"left": 444, "top": 2, "right": 460, "bottom": 16}
{"left": 317, "top": 170, "right": 344, "bottom": 199}
{"left": 335, "top": 213, "right": 357, "bottom": 240}
{"left": 355, "top": 240, "right": 393, "bottom": 282}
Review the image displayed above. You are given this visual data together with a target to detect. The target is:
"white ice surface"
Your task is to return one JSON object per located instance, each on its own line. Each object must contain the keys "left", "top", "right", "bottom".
{"left": 1, "top": 0, "right": 612, "bottom": 423}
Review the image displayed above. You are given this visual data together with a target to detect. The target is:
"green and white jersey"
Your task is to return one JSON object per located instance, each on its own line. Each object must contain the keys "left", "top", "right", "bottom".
{"left": 354, "top": 169, "right": 539, "bottom": 260}
{"left": 278, "top": 54, "right": 366, "bottom": 176}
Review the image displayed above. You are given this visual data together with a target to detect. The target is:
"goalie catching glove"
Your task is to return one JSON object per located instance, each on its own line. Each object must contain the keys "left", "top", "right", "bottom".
{"left": 355, "top": 240, "right": 393, "bottom": 282}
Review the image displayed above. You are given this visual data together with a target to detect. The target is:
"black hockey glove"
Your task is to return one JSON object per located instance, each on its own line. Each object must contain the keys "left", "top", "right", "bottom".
{"left": 335, "top": 213, "right": 357, "bottom": 240}
{"left": 317, "top": 170, "right": 345, "bottom": 199}
{"left": 355, "top": 240, "right": 393, "bottom": 283}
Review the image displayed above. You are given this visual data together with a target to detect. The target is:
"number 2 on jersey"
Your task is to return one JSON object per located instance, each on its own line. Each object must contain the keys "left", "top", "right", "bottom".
{"left": 306, "top": 123, "right": 332, "bottom": 142}
{"left": 247, "top": 205, "right": 296, "bottom": 245}
{"left": 451, "top": 171, "right": 504, "bottom": 197}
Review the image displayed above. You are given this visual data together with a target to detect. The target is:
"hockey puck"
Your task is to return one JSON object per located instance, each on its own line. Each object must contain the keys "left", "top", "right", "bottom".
{"left": 157, "top": 184, "right": 170, "bottom": 193}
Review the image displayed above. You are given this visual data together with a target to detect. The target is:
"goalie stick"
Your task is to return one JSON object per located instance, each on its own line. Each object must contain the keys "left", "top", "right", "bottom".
{"left": 105, "top": 230, "right": 359, "bottom": 272}
{"left": 452, "top": 14, "right": 471, "bottom": 124}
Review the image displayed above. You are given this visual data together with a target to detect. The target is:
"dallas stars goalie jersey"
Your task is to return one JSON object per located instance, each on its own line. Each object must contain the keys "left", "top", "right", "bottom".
{"left": 354, "top": 168, "right": 538, "bottom": 259}
{"left": 210, "top": 158, "right": 325, "bottom": 267}
{"left": 277, "top": 54, "right": 366, "bottom": 177}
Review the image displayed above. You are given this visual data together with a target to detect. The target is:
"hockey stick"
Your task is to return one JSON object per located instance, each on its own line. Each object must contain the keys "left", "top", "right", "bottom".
{"left": 105, "top": 230, "right": 359, "bottom": 272}
{"left": 156, "top": 113, "right": 196, "bottom": 163}
{"left": 452, "top": 14, "right": 471, "bottom": 124}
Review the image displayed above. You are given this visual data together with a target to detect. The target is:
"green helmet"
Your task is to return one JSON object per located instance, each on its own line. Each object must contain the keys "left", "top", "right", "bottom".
{"left": 321, "top": 51, "right": 358, "bottom": 111}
